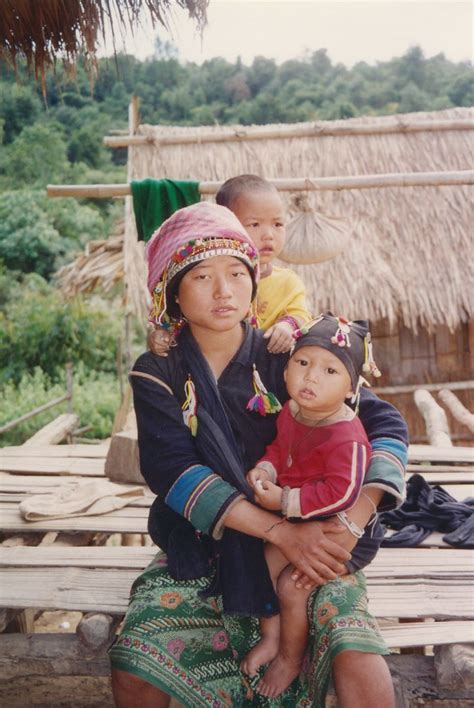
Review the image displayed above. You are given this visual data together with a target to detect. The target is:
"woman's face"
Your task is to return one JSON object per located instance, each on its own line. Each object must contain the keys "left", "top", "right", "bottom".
{"left": 176, "top": 255, "right": 253, "bottom": 333}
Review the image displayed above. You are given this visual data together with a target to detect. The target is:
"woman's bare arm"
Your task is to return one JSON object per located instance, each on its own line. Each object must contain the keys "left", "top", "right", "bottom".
{"left": 223, "top": 499, "right": 350, "bottom": 585}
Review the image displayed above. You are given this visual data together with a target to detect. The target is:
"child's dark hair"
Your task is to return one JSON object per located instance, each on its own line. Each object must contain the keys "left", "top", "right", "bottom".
{"left": 216, "top": 174, "right": 279, "bottom": 210}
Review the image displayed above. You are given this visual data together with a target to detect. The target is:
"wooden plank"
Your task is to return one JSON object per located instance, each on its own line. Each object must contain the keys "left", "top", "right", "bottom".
{"left": 23, "top": 414, "right": 79, "bottom": 446}
{"left": 0, "top": 444, "right": 110, "bottom": 459}
{"left": 1, "top": 546, "right": 472, "bottom": 576}
{"left": 408, "top": 445, "right": 474, "bottom": 464}
{"left": 0, "top": 630, "right": 467, "bottom": 684}
{"left": 0, "top": 566, "right": 471, "bottom": 617}
{"left": 407, "top": 463, "right": 474, "bottom": 474}
{"left": 380, "top": 620, "right": 474, "bottom": 648}
{"left": 0, "top": 504, "right": 148, "bottom": 534}
{"left": 0, "top": 458, "right": 105, "bottom": 476}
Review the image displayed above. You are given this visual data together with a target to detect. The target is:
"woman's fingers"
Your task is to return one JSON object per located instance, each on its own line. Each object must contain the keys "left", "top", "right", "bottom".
{"left": 271, "top": 521, "right": 350, "bottom": 584}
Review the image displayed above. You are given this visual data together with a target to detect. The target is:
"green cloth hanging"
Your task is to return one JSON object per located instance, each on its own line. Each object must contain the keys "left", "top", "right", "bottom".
{"left": 131, "top": 178, "right": 201, "bottom": 242}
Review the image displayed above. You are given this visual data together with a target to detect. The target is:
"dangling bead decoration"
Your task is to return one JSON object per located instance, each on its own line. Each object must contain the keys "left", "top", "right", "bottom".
{"left": 246, "top": 301, "right": 259, "bottom": 328}
{"left": 362, "top": 332, "right": 382, "bottom": 378}
{"left": 246, "top": 365, "right": 282, "bottom": 416}
{"left": 292, "top": 315, "right": 324, "bottom": 346}
{"left": 182, "top": 376, "right": 198, "bottom": 436}
{"left": 351, "top": 374, "right": 370, "bottom": 414}
{"left": 331, "top": 317, "right": 352, "bottom": 348}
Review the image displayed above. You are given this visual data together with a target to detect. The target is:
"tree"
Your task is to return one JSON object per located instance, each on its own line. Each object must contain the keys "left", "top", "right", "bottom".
{"left": 0, "top": 84, "right": 41, "bottom": 144}
{"left": 2, "top": 123, "right": 68, "bottom": 187}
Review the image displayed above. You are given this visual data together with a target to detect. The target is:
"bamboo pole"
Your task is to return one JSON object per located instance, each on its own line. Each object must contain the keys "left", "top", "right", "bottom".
{"left": 103, "top": 118, "right": 474, "bottom": 148}
{"left": 373, "top": 380, "right": 474, "bottom": 395}
{"left": 414, "top": 389, "right": 453, "bottom": 447}
{"left": 438, "top": 389, "right": 474, "bottom": 434}
{"left": 47, "top": 169, "right": 474, "bottom": 199}
{"left": 0, "top": 395, "right": 70, "bottom": 435}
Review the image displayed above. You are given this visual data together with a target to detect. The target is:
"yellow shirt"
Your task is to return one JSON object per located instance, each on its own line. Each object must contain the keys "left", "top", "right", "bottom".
{"left": 256, "top": 266, "right": 311, "bottom": 330}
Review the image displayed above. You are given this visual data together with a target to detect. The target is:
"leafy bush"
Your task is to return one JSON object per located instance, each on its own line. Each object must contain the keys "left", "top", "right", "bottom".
{"left": 0, "top": 189, "right": 106, "bottom": 278}
{"left": 0, "top": 365, "right": 120, "bottom": 446}
{"left": 0, "top": 273, "right": 122, "bottom": 384}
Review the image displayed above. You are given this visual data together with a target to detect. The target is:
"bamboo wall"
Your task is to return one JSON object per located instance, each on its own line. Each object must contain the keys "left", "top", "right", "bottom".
{"left": 371, "top": 318, "right": 474, "bottom": 443}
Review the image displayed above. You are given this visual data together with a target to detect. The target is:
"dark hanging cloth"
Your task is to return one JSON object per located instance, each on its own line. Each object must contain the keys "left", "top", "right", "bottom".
{"left": 381, "top": 473, "right": 474, "bottom": 548}
{"left": 131, "top": 178, "right": 201, "bottom": 242}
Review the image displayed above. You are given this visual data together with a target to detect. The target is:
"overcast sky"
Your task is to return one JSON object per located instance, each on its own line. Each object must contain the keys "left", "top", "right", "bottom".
{"left": 100, "top": 0, "right": 473, "bottom": 67}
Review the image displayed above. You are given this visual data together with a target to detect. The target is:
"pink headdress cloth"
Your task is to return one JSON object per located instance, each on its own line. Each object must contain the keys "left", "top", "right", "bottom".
{"left": 146, "top": 201, "right": 259, "bottom": 295}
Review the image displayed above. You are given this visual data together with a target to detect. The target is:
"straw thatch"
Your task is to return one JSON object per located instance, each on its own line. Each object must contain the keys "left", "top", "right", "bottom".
{"left": 1, "top": 0, "right": 208, "bottom": 83}
{"left": 128, "top": 107, "right": 474, "bottom": 332}
{"left": 56, "top": 230, "right": 124, "bottom": 297}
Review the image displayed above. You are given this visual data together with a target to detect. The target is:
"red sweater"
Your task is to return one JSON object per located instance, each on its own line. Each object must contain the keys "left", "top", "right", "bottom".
{"left": 256, "top": 402, "right": 371, "bottom": 519}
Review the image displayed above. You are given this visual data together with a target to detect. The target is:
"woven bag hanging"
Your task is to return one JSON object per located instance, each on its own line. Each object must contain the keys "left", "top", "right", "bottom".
{"left": 279, "top": 193, "right": 350, "bottom": 265}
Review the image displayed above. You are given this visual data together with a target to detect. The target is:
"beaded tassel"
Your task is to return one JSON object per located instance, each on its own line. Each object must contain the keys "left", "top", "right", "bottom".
{"left": 246, "top": 365, "right": 282, "bottom": 416}
{"left": 331, "top": 316, "right": 352, "bottom": 347}
{"left": 182, "top": 376, "right": 198, "bottom": 436}
{"left": 150, "top": 273, "right": 169, "bottom": 328}
{"left": 362, "top": 332, "right": 382, "bottom": 378}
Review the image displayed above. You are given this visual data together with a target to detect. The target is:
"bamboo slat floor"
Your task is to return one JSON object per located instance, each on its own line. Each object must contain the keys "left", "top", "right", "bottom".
{"left": 0, "top": 444, "right": 110, "bottom": 459}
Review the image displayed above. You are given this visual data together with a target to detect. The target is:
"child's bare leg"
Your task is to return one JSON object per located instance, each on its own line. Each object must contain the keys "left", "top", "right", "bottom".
{"left": 257, "top": 565, "right": 312, "bottom": 698}
{"left": 240, "top": 543, "right": 288, "bottom": 677}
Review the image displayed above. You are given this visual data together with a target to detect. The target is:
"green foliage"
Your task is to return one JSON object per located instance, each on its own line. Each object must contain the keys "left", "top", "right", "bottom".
{"left": 0, "top": 274, "right": 121, "bottom": 384}
{"left": 0, "top": 190, "right": 105, "bottom": 277}
{"left": 0, "top": 84, "right": 42, "bottom": 144}
{"left": 1, "top": 123, "right": 69, "bottom": 187}
{"left": 0, "top": 365, "right": 120, "bottom": 445}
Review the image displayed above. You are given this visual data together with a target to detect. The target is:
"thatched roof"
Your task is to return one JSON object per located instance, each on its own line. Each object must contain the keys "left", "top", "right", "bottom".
{"left": 128, "top": 107, "right": 474, "bottom": 332}
{"left": 1, "top": 0, "right": 208, "bottom": 83}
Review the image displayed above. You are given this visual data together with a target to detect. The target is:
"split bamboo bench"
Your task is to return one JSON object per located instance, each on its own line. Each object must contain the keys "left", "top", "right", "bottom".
{"left": 0, "top": 441, "right": 473, "bottom": 705}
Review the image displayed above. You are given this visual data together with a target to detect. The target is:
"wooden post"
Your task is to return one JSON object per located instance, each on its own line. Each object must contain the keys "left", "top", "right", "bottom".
{"left": 66, "top": 362, "right": 74, "bottom": 415}
{"left": 438, "top": 389, "right": 474, "bottom": 434}
{"left": 414, "top": 389, "right": 453, "bottom": 447}
{"left": 121, "top": 96, "right": 140, "bottom": 393}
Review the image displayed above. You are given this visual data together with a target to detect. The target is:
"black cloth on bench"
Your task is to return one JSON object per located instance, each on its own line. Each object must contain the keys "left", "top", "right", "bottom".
{"left": 380, "top": 473, "right": 474, "bottom": 548}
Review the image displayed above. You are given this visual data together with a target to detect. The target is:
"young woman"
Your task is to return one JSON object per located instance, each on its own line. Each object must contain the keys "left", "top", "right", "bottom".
{"left": 110, "top": 201, "right": 407, "bottom": 708}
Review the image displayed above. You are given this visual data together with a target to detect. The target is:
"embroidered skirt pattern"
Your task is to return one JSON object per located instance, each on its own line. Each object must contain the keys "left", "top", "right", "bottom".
{"left": 109, "top": 552, "right": 388, "bottom": 707}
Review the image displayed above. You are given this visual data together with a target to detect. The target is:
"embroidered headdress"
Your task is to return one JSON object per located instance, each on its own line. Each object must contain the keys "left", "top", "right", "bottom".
{"left": 292, "top": 313, "right": 381, "bottom": 404}
{"left": 146, "top": 202, "right": 259, "bottom": 332}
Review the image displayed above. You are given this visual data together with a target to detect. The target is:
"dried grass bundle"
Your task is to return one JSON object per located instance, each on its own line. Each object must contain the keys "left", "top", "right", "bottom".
{"left": 0, "top": 0, "right": 208, "bottom": 87}
{"left": 279, "top": 193, "right": 349, "bottom": 265}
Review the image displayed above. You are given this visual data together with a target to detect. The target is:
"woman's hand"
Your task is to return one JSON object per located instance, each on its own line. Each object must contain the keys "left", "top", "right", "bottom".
{"left": 268, "top": 518, "right": 350, "bottom": 587}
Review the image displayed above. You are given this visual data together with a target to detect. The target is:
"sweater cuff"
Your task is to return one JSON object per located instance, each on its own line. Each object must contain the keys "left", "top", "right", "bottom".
{"left": 166, "top": 465, "right": 242, "bottom": 535}
{"left": 211, "top": 493, "right": 245, "bottom": 540}
{"left": 256, "top": 461, "right": 278, "bottom": 483}
{"left": 286, "top": 488, "right": 302, "bottom": 518}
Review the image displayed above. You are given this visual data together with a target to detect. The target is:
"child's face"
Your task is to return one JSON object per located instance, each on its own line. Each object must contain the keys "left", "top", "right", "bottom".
{"left": 284, "top": 345, "right": 353, "bottom": 420}
{"left": 231, "top": 189, "right": 286, "bottom": 268}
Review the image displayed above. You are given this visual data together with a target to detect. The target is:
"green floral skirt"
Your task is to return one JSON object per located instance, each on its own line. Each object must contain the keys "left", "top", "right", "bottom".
{"left": 109, "top": 552, "right": 388, "bottom": 707}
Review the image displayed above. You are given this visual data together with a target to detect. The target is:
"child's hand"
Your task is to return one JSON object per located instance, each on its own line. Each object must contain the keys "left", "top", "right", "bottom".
{"left": 254, "top": 479, "right": 283, "bottom": 510}
{"left": 263, "top": 320, "right": 295, "bottom": 354}
{"left": 147, "top": 327, "right": 171, "bottom": 357}
{"left": 246, "top": 466, "right": 271, "bottom": 488}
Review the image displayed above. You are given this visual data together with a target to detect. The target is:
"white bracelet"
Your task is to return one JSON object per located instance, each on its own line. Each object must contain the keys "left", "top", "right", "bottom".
{"left": 361, "top": 492, "right": 379, "bottom": 526}
{"left": 336, "top": 511, "right": 365, "bottom": 539}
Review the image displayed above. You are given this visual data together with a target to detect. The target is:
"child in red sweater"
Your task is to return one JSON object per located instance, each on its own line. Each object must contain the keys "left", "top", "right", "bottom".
{"left": 242, "top": 312, "right": 381, "bottom": 698}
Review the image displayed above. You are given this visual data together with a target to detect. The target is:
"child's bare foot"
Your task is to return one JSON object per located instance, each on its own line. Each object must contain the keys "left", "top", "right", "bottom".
{"left": 240, "top": 635, "right": 279, "bottom": 677}
{"left": 257, "top": 653, "right": 302, "bottom": 698}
